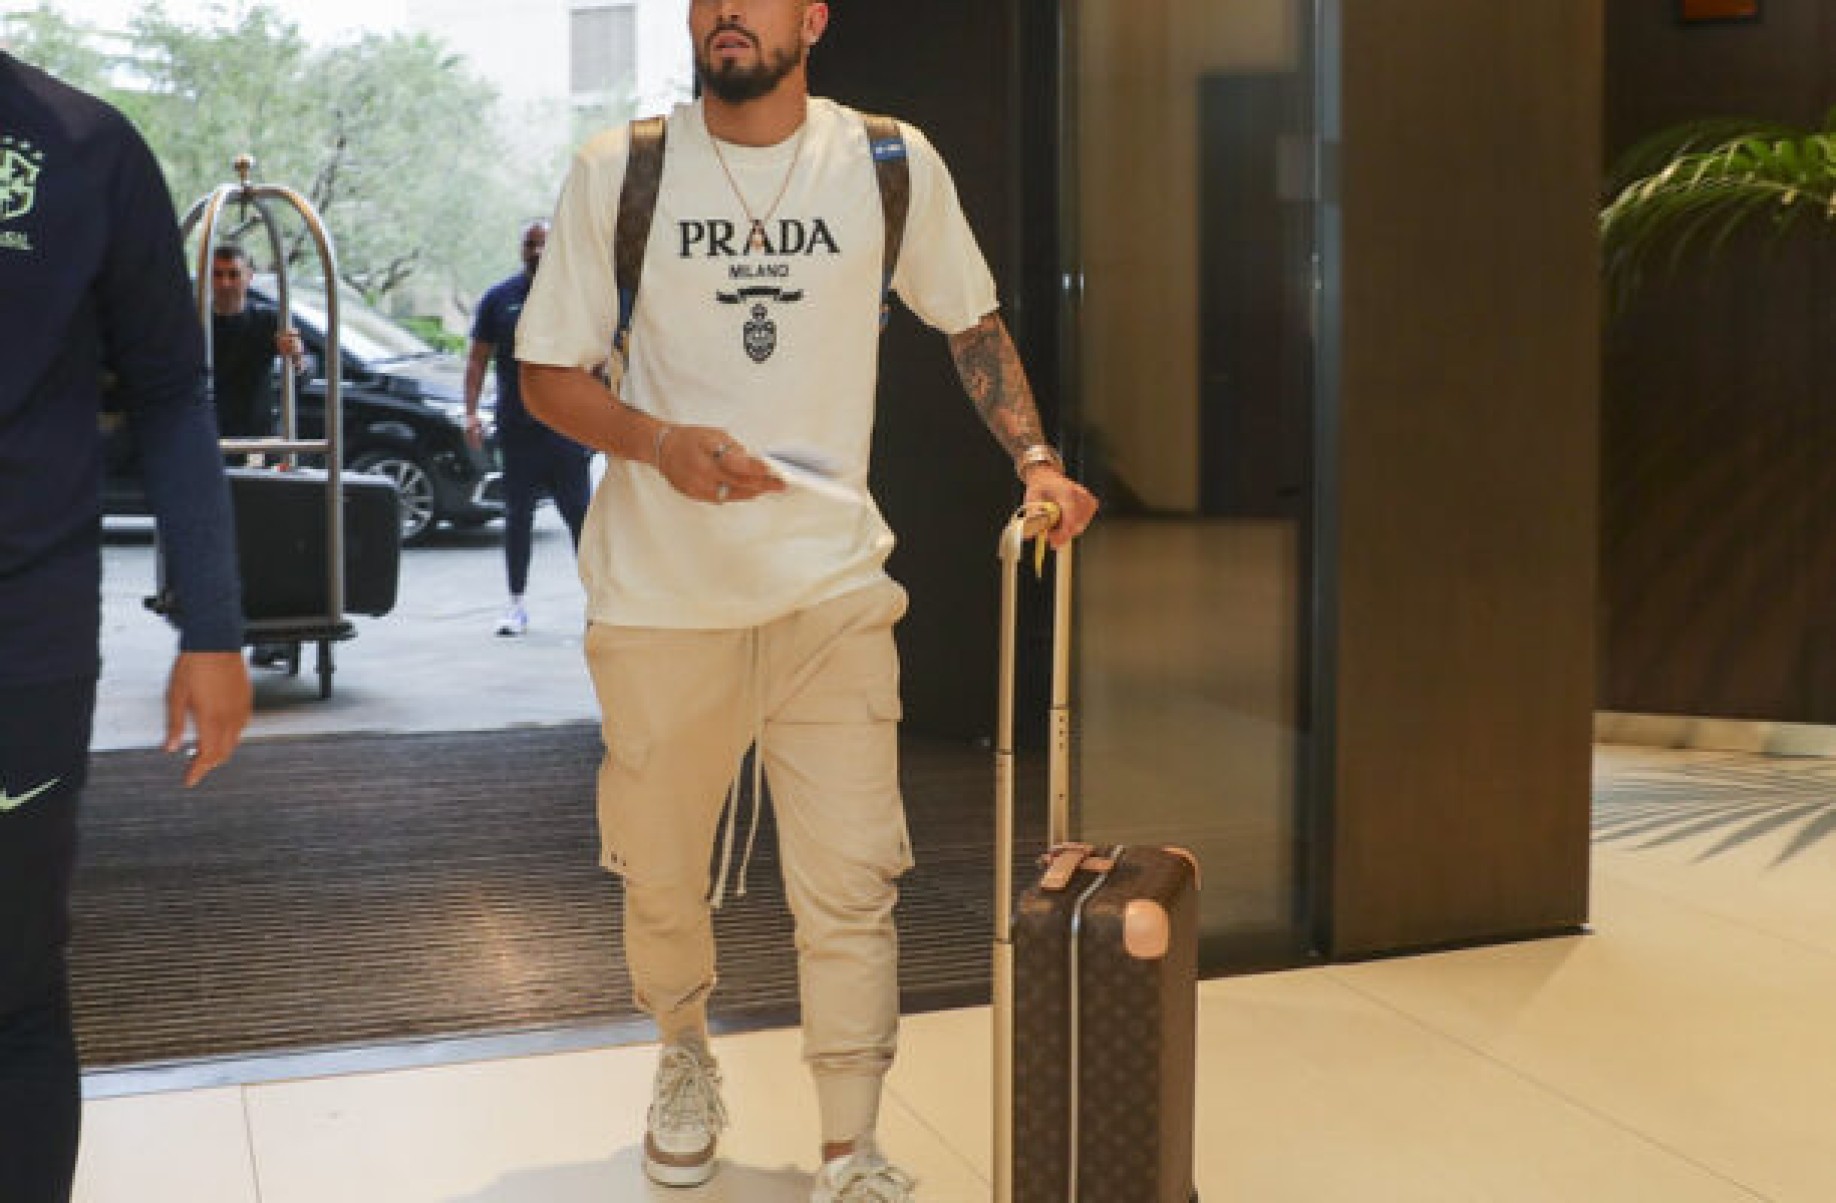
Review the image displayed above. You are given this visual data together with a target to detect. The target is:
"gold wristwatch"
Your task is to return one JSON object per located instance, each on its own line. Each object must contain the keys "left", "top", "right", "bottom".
{"left": 1015, "top": 443, "right": 1066, "bottom": 481}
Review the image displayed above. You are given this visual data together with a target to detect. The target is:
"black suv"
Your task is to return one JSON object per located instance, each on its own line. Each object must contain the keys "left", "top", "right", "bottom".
{"left": 105, "top": 283, "right": 503, "bottom": 545}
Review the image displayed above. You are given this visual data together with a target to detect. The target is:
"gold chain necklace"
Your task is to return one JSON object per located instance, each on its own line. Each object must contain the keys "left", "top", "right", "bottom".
{"left": 709, "top": 118, "right": 810, "bottom": 254}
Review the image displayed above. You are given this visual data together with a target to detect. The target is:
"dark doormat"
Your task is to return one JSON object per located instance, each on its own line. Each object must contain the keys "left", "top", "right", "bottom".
{"left": 70, "top": 724, "right": 1042, "bottom": 1067}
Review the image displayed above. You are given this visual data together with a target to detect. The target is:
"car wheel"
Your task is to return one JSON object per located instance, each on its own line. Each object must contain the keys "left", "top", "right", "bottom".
{"left": 351, "top": 450, "right": 438, "bottom": 545}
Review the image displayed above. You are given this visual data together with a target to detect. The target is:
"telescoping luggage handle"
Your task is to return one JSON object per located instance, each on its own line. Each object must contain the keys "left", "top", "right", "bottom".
{"left": 993, "top": 500, "right": 1072, "bottom": 1203}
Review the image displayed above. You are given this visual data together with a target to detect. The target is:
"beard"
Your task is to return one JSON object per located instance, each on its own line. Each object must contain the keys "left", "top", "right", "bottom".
{"left": 696, "top": 35, "right": 806, "bottom": 103}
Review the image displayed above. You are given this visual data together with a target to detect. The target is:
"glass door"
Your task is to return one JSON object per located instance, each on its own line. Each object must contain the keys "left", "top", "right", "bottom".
{"left": 1058, "top": 0, "right": 1324, "bottom": 968}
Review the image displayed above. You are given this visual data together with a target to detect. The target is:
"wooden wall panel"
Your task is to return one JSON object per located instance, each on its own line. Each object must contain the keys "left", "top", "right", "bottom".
{"left": 1328, "top": 1, "right": 1600, "bottom": 955}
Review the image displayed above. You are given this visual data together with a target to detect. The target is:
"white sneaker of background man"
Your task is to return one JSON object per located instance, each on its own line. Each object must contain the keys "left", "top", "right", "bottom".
{"left": 494, "top": 598, "right": 527, "bottom": 637}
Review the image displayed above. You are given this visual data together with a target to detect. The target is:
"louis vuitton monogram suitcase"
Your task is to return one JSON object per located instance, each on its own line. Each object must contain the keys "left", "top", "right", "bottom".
{"left": 993, "top": 504, "right": 1202, "bottom": 1203}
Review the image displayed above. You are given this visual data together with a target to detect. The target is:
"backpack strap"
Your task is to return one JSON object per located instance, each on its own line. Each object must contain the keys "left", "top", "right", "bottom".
{"left": 861, "top": 112, "right": 909, "bottom": 328}
{"left": 613, "top": 115, "right": 668, "bottom": 356}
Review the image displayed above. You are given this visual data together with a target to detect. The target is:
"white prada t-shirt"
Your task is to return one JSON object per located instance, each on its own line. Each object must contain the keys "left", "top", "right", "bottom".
{"left": 517, "top": 98, "right": 999, "bottom": 630}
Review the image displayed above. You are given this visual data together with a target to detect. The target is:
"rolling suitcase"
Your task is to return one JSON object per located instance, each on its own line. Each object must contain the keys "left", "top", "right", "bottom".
{"left": 994, "top": 503, "right": 1202, "bottom": 1203}
{"left": 227, "top": 466, "right": 401, "bottom": 620}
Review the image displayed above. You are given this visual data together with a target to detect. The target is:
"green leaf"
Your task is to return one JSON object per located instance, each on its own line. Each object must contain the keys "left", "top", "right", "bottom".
{"left": 1602, "top": 115, "right": 1836, "bottom": 310}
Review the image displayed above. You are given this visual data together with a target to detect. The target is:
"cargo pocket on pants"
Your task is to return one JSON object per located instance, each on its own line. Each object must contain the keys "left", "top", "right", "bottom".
{"left": 596, "top": 729, "right": 651, "bottom": 878}
{"left": 769, "top": 685, "right": 913, "bottom": 880}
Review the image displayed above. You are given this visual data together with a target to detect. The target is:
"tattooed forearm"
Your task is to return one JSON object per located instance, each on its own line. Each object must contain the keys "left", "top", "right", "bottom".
{"left": 949, "top": 313, "right": 1047, "bottom": 460}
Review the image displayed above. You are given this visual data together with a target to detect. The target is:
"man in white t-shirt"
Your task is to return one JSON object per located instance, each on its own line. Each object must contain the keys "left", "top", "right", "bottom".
{"left": 518, "top": 1, "right": 1097, "bottom": 1197}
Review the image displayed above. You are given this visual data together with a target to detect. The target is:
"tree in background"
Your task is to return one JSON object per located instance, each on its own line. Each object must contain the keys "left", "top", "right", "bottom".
{"left": 0, "top": 4, "right": 109, "bottom": 83}
{"left": 3, "top": 2, "right": 552, "bottom": 313}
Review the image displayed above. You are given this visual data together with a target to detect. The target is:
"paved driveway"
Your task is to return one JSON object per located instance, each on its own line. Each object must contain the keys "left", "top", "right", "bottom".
{"left": 96, "top": 507, "right": 599, "bottom": 753}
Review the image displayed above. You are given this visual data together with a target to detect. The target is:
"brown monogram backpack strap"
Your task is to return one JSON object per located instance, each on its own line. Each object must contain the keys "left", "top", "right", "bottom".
{"left": 860, "top": 112, "right": 910, "bottom": 326}
{"left": 613, "top": 114, "right": 668, "bottom": 355}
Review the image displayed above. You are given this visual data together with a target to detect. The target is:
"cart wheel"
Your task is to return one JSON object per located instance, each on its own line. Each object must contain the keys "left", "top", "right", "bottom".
{"left": 315, "top": 639, "right": 334, "bottom": 699}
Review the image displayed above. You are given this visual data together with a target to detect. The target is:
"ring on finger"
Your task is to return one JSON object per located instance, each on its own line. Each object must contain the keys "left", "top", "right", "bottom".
{"left": 712, "top": 441, "right": 733, "bottom": 461}
{"left": 716, "top": 481, "right": 731, "bottom": 502}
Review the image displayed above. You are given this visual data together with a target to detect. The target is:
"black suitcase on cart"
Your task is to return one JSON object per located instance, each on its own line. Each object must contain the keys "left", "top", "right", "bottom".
{"left": 227, "top": 466, "right": 400, "bottom": 620}
{"left": 993, "top": 503, "right": 1202, "bottom": 1203}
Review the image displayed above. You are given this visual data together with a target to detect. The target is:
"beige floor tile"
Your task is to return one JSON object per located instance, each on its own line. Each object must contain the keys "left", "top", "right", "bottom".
{"left": 884, "top": 1005, "right": 994, "bottom": 1180}
{"left": 1329, "top": 875, "right": 1836, "bottom": 1202}
{"left": 890, "top": 976, "right": 1757, "bottom": 1202}
{"left": 1596, "top": 840, "right": 1836, "bottom": 963}
{"left": 1594, "top": 749, "right": 1836, "bottom": 960}
{"left": 242, "top": 1045, "right": 637, "bottom": 1203}
{"left": 242, "top": 1026, "right": 983, "bottom": 1202}
{"left": 73, "top": 1087, "right": 258, "bottom": 1203}
{"left": 1198, "top": 972, "right": 1762, "bottom": 1202}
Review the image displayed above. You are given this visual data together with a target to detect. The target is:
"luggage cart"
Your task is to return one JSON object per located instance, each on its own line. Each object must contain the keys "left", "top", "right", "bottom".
{"left": 156, "top": 156, "right": 377, "bottom": 698}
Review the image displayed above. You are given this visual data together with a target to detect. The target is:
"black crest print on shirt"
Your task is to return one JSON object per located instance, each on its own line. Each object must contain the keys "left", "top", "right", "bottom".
{"left": 718, "top": 286, "right": 806, "bottom": 363}
{"left": 683, "top": 216, "right": 837, "bottom": 364}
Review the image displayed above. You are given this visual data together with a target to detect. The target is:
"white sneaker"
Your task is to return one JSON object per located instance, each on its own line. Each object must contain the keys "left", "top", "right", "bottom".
{"left": 643, "top": 1037, "right": 727, "bottom": 1188}
{"left": 811, "top": 1140, "right": 916, "bottom": 1202}
{"left": 494, "top": 603, "right": 527, "bottom": 637}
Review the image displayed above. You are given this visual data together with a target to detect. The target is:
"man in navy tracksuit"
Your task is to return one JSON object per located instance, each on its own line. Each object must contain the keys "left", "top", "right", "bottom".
{"left": 1, "top": 51, "right": 252, "bottom": 1201}
{"left": 463, "top": 219, "right": 592, "bottom": 637}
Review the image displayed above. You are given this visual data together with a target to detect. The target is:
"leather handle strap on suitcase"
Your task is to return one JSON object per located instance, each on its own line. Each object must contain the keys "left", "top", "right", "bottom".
{"left": 994, "top": 500, "right": 1071, "bottom": 1203}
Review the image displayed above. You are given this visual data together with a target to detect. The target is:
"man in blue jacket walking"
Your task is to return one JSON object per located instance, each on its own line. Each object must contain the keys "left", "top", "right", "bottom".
{"left": 465, "top": 218, "right": 593, "bottom": 637}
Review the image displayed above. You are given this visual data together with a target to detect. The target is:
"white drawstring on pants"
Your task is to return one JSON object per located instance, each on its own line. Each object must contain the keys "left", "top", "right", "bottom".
{"left": 709, "top": 626, "right": 768, "bottom": 911}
